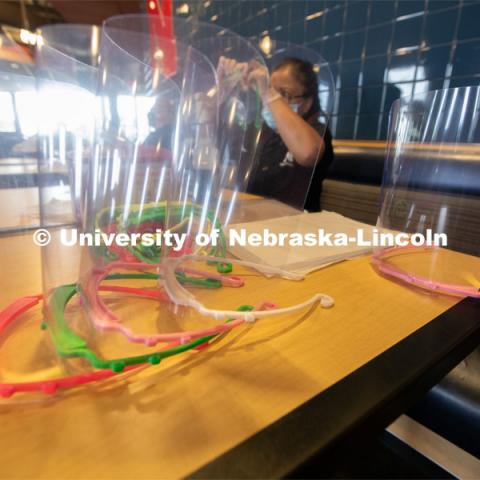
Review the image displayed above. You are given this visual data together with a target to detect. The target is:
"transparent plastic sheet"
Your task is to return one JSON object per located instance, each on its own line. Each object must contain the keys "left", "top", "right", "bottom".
{"left": 250, "top": 40, "right": 335, "bottom": 211}
{"left": 83, "top": 16, "right": 217, "bottom": 264}
{"left": 0, "top": 35, "right": 37, "bottom": 232}
{"left": 0, "top": 29, "right": 144, "bottom": 403}
{"left": 0, "top": 36, "right": 65, "bottom": 403}
{"left": 204, "top": 41, "right": 340, "bottom": 286}
{"left": 78, "top": 26, "right": 183, "bottom": 268}
{"left": 157, "top": 20, "right": 335, "bottom": 323}
{"left": 36, "top": 24, "right": 101, "bottom": 229}
{"left": 205, "top": 41, "right": 338, "bottom": 290}
{"left": 170, "top": 16, "right": 267, "bottom": 235}
{"left": 373, "top": 86, "right": 480, "bottom": 298}
{"left": 23, "top": 24, "right": 168, "bottom": 387}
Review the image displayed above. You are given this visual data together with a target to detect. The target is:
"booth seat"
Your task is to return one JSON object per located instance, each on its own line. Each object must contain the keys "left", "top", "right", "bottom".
{"left": 322, "top": 140, "right": 385, "bottom": 226}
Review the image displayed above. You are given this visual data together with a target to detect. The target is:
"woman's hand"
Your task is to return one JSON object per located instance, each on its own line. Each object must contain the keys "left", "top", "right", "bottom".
{"left": 247, "top": 60, "right": 281, "bottom": 105}
{"left": 216, "top": 56, "right": 249, "bottom": 101}
{"left": 217, "top": 57, "right": 279, "bottom": 103}
{"left": 246, "top": 61, "right": 269, "bottom": 100}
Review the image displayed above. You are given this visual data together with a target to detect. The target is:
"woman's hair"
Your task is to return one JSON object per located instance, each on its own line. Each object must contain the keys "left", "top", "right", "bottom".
{"left": 273, "top": 57, "right": 320, "bottom": 119}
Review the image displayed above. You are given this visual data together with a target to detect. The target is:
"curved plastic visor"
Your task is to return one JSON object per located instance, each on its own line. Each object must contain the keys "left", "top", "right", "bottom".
{"left": 252, "top": 40, "right": 335, "bottom": 210}
{"left": 373, "top": 86, "right": 480, "bottom": 298}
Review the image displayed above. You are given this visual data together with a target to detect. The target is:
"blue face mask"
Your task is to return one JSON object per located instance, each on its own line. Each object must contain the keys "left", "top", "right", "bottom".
{"left": 262, "top": 103, "right": 300, "bottom": 131}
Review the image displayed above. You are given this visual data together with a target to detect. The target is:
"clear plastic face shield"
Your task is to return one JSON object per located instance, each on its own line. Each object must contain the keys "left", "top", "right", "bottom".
{"left": 35, "top": 26, "right": 103, "bottom": 309}
{"left": 373, "top": 86, "right": 480, "bottom": 298}
{"left": 47, "top": 16, "right": 247, "bottom": 371}
{"left": 248, "top": 40, "right": 335, "bottom": 211}
{"left": 0, "top": 37, "right": 66, "bottom": 403}
{"left": 0, "top": 31, "right": 141, "bottom": 403}
{"left": 157, "top": 25, "right": 334, "bottom": 331}
{"left": 187, "top": 41, "right": 336, "bottom": 288}
{"left": 70, "top": 16, "right": 333, "bottom": 352}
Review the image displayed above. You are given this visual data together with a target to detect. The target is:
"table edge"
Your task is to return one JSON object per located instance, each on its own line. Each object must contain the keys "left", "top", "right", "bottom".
{"left": 189, "top": 297, "right": 480, "bottom": 479}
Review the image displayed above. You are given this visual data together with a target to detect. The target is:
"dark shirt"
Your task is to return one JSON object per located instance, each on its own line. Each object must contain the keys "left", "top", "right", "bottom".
{"left": 247, "top": 121, "right": 334, "bottom": 211}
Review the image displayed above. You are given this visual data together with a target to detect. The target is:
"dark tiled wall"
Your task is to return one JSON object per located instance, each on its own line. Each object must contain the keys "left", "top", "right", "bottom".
{"left": 174, "top": 0, "right": 480, "bottom": 140}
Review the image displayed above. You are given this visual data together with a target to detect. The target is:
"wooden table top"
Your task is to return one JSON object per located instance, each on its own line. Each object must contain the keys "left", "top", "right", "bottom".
{"left": 0, "top": 223, "right": 462, "bottom": 479}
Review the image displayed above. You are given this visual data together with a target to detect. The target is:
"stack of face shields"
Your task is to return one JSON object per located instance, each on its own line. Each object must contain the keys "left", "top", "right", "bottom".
{"left": 373, "top": 86, "right": 480, "bottom": 298}
{"left": 1, "top": 15, "right": 334, "bottom": 403}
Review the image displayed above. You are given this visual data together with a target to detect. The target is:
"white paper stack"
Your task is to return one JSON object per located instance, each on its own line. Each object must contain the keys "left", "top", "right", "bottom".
{"left": 227, "top": 210, "right": 376, "bottom": 274}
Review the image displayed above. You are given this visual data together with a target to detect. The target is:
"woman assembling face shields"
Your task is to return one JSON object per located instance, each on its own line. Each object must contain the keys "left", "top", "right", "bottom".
{"left": 218, "top": 56, "right": 334, "bottom": 211}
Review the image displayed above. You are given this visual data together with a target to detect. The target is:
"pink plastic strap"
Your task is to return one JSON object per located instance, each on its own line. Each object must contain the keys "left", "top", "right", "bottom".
{"left": 0, "top": 294, "right": 144, "bottom": 399}
{"left": 372, "top": 247, "right": 480, "bottom": 298}
{"left": 82, "top": 261, "right": 251, "bottom": 346}
{"left": 0, "top": 295, "right": 43, "bottom": 330}
{"left": 0, "top": 367, "right": 140, "bottom": 399}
